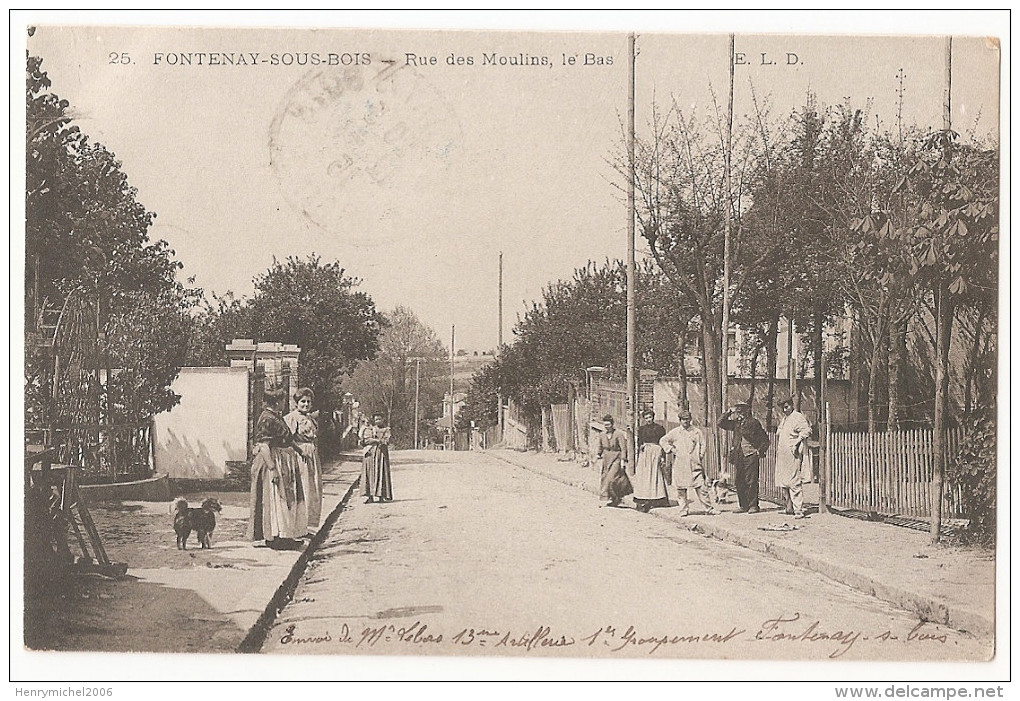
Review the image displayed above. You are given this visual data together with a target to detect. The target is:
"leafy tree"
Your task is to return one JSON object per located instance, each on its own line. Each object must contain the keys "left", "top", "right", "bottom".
{"left": 947, "top": 409, "right": 996, "bottom": 547}
{"left": 241, "top": 255, "right": 385, "bottom": 415}
{"left": 343, "top": 306, "right": 447, "bottom": 448}
{"left": 855, "top": 130, "right": 998, "bottom": 542}
{"left": 184, "top": 291, "right": 250, "bottom": 367}
{"left": 459, "top": 259, "right": 691, "bottom": 428}
{"left": 457, "top": 361, "right": 501, "bottom": 431}
{"left": 26, "top": 49, "right": 193, "bottom": 480}
{"left": 625, "top": 102, "right": 768, "bottom": 437}
{"left": 737, "top": 96, "right": 845, "bottom": 427}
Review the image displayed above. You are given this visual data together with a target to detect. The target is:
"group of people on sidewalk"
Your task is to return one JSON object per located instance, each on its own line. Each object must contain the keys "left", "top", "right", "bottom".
{"left": 596, "top": 398, "right": 813, "bottom": 518}
{"left": 247, "top": 390, "right": 395, "bottom": 549}
{"left": 247, "top": 386, "right": 324, "bottom": 549}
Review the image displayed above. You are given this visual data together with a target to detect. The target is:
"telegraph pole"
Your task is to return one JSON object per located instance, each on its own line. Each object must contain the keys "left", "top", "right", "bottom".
{"left": 931, "top": 35, "right": 953, "bottom": 545}
{"left": 413, "top": 357, "right": 421, "bottom": 449}
{"left": 449, "top": 325, "right": 456, "bottom": 447}
{"left": 718, "top": 34, "right": 735, "bottom": 480}
{"left": 721, "top": 33, "right": 735, "bottom": 416}
{"left": 626, "top": 32, "right": 637, "bottom": 451}
{"left": 498, "top": 251, "right": 504, "bottom": 438}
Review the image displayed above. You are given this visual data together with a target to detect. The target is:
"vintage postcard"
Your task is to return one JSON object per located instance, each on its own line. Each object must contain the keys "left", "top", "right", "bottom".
{"left": 14, "top": 11, "right": 1006, "bottom": 686}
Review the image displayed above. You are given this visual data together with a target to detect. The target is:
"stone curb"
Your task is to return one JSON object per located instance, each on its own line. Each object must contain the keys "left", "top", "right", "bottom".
{"left": 487, "top": 450, "right": 993, "bottom": 640}
{"left": 236, "top": 469, "right": 361, "bottom": 653}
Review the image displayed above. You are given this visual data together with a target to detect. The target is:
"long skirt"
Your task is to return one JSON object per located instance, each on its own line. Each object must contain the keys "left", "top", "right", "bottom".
{"left": 296, "top": 441, "right": 323, "bottom": 529}
{"left": 361, "top": 445, "right": 393, "bottom": 500}
{"left": 632, "top": 444, "right": 669, "bottom": 501}
{"left": 248, "top": 443, "right": 307, "bottom": 542}
{"left": 599, "top": 451, "right": 633, "bottom": 503}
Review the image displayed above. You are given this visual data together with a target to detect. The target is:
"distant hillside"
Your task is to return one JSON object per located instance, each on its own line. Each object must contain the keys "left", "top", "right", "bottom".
{"left": 447, "top": 353, "right": 496, "bottom": 393}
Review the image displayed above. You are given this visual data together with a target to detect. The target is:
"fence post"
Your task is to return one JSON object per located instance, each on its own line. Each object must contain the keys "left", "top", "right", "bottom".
{"left": 819, "top": 402, "right": 830, "bottom": 514}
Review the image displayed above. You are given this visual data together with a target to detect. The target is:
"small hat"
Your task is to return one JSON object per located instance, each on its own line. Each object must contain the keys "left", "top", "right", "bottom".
{"left": 733, "top": 402, "right": 751, "bottom": 412}
{"left": 641, "top": 409, "right": 655, "bottom": 418}
{"left": 678, "top": 408, "right": 692, "bottom": 420}
{"left": 602, "top": 414, "right": 615, "bottom": 423}
{"left": 264, "top": 385, "right": 287, "bottom": 400}
{"left": 779, "top": 397, "right": 794, "bottom": 408}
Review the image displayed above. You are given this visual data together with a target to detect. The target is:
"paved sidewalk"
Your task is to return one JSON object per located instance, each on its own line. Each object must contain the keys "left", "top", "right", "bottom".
{"left": 235, "top": 454, "right": 362, "bottom": 651}
{"left": 487, "top": 448, "right": 995, "bottom": 641}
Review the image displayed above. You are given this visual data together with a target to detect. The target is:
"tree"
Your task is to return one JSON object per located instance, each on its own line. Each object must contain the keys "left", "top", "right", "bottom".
{"left": 184, "top": 291, "right": 249, "bottom": 368}
{"left": 624, "top": 101, "right": 766, "bottom": 440}
{"left": 457, "top": 361, "right": 501, "bottom": 431}
{"left": 855, "top": 130, "right": 998, "bottom": 542}
{"left": 241, "top": 255, "right": 385, "bottom": 415}
{"left": 343, "top": 306, "right": 447, "bottom": 448}
{"left": 26, "top": 48, "right": 194, "bottom": 480}
{"left": 460, "top": 259, "right": 690, "bottom": 429}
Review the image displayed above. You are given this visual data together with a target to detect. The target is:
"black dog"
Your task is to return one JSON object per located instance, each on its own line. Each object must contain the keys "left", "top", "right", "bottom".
{"left": 173, "top": 497, "right": 223, "bottom": 550}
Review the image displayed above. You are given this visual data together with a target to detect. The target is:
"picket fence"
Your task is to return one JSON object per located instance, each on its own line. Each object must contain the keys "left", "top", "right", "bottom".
{"left": 825, "top": 427, "right": 964, "bottom": 519}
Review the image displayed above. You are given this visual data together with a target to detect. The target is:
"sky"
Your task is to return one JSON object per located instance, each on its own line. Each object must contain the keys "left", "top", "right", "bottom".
{"left": 9, "top": 6, "right": 1011, "bottom": 688}
{"left": 22, "top": 12, "right": 1002, "bottom": 353}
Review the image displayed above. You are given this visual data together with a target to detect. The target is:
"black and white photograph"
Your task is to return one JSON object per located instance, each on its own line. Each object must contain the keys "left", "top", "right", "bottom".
{"left": 12, "top": 10, "right": 1008, "bottom": 689}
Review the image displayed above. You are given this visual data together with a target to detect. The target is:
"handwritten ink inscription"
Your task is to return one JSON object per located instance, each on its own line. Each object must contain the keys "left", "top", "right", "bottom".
{"left": 276, "top": 614, "right": 953, "bottom": 658}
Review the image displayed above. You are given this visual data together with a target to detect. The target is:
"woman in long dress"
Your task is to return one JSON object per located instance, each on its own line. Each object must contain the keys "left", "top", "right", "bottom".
{"left": 632, "top": 409, "right": 669, "bottom": 513}
{"left": 360, "top": 413, "right": 393, "bottom": 503}
{"left": 285, "top": 387, "right": 323, "bottom": 533}
{"left": 596, "top": 415, "right": 632, "bottom": 507}
{"left": 248, "top": 386, "right": 308, "bottom": 548}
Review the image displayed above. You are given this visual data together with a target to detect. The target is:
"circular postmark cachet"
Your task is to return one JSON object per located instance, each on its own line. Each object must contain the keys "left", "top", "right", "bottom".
{"left": 269, "top": 61, "right": 462, "bottom": 237}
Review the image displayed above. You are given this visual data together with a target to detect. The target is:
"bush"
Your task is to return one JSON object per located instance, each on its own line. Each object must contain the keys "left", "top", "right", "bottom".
{"left": 948, "top": 411, "right": 996, "bottom": 547}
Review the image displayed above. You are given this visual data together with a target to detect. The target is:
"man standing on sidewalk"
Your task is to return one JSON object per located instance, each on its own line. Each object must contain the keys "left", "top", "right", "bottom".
{"left": 718, "top": 403, "right": 770, "bottom": 514}
{"left": 660, "top": 408, "right": 715, "bottom": 516}
{"left": 775, "top": 398, "right": 813, "bottom": 519}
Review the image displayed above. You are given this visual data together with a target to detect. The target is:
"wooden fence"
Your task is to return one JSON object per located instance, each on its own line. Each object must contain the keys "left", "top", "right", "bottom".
{"left": 757, "top": 438, "right": 782, "bottom": 506}
{"left": 826, "top": 427, "right": 964, "bottom": 518}
{"left": 503, "top": 416, "right": 529, "bottom": 450}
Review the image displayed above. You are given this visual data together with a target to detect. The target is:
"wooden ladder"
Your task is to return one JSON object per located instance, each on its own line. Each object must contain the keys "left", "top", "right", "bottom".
{"left": 59, "top": 467, "right": 111, "bottom": 567}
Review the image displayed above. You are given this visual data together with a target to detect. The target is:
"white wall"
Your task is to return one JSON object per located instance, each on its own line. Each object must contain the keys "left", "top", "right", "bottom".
{"left": 154, "top": 367, "right": 249, "bottom": 479}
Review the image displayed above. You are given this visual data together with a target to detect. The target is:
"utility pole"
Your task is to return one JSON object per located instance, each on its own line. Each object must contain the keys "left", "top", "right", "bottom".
{"left": 721, "top": 33, "right": 735, "bottom": 415}
{"left": 788, "top": 317, "right": 796, "bottom": 406}
{"left": 413, "top": 357, "right": 421, "bottom": 449}
{"left": 719, "top": 34, "right": 735, "bottom": 481}
{"left": 931, "top": 35, "right": 953, "bottom": 545}
{"left": 449, "top": 324, "right": 456, "bottom": 448}
{"left": 626, "top": 32, "right": 637, "bottom": 452}
{"left": 498, "top": 251, "right": 504, "bottom": 439}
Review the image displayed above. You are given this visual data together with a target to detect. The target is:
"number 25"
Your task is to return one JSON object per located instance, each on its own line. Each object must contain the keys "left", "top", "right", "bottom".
{"left": 108, "top": 52, "right": 131, "bottom": 65}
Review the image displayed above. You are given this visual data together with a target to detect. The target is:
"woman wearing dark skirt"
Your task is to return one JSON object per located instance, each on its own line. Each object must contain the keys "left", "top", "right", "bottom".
{"left": 596, "top": 415, "right": 633, "bottom": 507}
{"left": 248, "top": 386, "right": 307, "bottom": 548}
{"left": 360, "top": 412, "right": 393, "bottom": 503}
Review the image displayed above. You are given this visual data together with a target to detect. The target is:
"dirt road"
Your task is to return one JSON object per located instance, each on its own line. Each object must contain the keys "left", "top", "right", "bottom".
{"left": 263, "top": 450, "right": 991, "bottom": 661}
